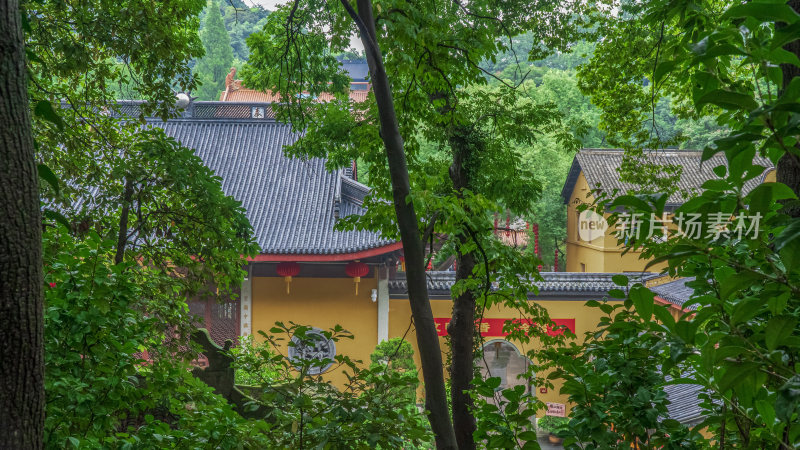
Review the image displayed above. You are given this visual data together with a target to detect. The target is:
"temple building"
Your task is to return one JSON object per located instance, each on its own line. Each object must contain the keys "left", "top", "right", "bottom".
{"left": 561, "top": 148, "right": 775, "bottom": 273}
{"left": 133, "top": 100, "right": 769, "bottom": 425}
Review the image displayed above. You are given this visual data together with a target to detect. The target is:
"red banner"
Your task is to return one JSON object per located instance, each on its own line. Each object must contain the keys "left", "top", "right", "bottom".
{"left": 433, "top": 318, "right": 575, "bottom": 337}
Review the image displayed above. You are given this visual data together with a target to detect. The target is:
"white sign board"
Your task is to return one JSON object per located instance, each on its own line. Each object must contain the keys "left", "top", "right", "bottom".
{"left": 546, "top": 402, "right": 566, "bottom": 417}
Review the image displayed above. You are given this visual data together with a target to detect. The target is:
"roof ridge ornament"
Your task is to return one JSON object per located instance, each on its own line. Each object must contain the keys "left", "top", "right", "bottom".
{"left": 333, "top": 170, "right": 343, "bottom": 219}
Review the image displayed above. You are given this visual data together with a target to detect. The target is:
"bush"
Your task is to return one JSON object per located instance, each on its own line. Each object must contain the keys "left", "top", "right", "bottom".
{"left": 536, "top": 415, "right": 569, "bottom": 435}
{"left": 43, "top": 231, "right": 267, "bottom": 448}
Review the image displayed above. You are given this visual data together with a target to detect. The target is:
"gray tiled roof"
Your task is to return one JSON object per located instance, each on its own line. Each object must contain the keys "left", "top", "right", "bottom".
{"left": 146, "top": 109, "right": 394, "bottom": 255}
{"left": 651, "top": 277, "right": 697, "bottom": 310}
{"left": 561, "top": 148, "right": 774, "bottom": 206}
{"left": 389, "top": 271, "right": 659, "bottom": 297}
{"left": 664, "top": 374, "right": 705, "bottom": 425}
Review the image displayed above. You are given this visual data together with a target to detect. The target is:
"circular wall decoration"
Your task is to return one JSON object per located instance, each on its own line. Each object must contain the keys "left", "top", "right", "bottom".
{"left": 288, "top": 327, "right": 336, "bottom": 375}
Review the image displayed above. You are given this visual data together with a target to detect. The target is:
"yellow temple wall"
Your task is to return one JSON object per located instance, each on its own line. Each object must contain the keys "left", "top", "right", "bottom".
{"left": 250, "top": 275, "right": 379, "bottom": 386}
{"left": 388, "top": 297, "right": 624, "bottom": 416}
{"left": 249, "top": 272, "right": 623, "bottom": 414}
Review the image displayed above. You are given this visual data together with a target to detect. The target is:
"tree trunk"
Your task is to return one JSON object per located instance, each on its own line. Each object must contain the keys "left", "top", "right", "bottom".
{"left": 778, "top": 0, "right": 800, "bottom": 217}
{"left": 0, "top": 0, "right": 45, "bottom": 447}
{"left": 447, "top": 126, "right": 479, "bottom": 450}
{"left": 343, "top": 0, "right": 457, "bottom": 447}
{"left": 115, "top": 179, "right": 134, "bottom": 264}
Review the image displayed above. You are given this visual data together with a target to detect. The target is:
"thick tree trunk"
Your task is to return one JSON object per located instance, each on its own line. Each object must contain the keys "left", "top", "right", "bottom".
{"left": 447, "top": 127, "right": 479, "bottom": 450}
{"left": 342, "top": 0, "right": 457, "bottom": 447}
{"left": 0, "top": 0, "right": 45, "bottom": 447}
{"left": 779, "top": 0, "right": 800, "bottom": 217}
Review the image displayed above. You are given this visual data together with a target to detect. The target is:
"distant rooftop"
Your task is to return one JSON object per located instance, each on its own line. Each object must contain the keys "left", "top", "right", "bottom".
{"left": 561, "top": 148, "right": 774, "bottom": 207}
{"left": 219, "top": 62, "right": 370, "bottom": 103}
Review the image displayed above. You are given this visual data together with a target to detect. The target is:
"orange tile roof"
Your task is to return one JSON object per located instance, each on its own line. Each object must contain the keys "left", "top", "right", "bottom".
{"left": 220, "top": 80, "right": 370, "bottom": 103}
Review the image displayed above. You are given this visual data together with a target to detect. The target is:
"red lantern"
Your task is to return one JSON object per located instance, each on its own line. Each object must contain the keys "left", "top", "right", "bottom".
{"left": 276, "top": 262, "right": 300, "bottom": 294}
{"left": 345, "top": 260, "right": 369, "bottom": 295}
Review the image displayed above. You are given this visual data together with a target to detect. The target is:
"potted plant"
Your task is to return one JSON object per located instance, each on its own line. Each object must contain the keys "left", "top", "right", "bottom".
{"left": 537, "top": 415, "right": 569, "bottom": 444}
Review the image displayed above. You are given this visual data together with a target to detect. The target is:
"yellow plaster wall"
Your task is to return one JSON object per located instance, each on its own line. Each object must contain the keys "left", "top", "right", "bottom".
{"left": 565, "top": 171, "right": 665, "bottom": 273}
{"left": 388, "top": 297, "right": 623, "bottom": 416}
{"left": 251, "top": 275, "right": 378, "bottom": 386}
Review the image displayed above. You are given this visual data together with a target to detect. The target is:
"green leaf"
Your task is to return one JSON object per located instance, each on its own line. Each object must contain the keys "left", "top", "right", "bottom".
{"left": 653, "top": 60, "right": 676, "bottom": 84}
{"left": 37, "top": 163, "right": 60, "bottom": 196}
{"left": 756, "top": 399, "right": 776, "bottom": 428}
{"left": 731, "top": 297, "right": 763, "bottom": 325}
{"left": 43, "top": 209, "right": 71, "bottom": 230}
{"left": 608, "top": 288, "right": 626, "bottom": 299}
{"left": 695, "top": 89, "right": 758, "bottom": 111}
{"left": 486, "top": 377, "right": 501, "bottom": 389}
{"left": 718, "top": 362, "right": 760, "bottom": 392}
{"left": 611, "top": 274, "right": 628, "bottom": 286}
{"left": 765, "top": 316, "right": 796, "bottom": 350}
{"left": 518, "top": 430, "right": 538, "bottom": 442}
{"left": 34, "top": 100, "right": 65, "bottom": 130}
{"left": 629, "top": 286, "right": 654, "bottom": 322}
{"left": 724, "top": 2, "right": 800, "bottom": 24}
{"left": 652, "top": 303, "right": 676, "bottom": 331}
{"left": 775, "top": 219, "right": 800, "bottom": 251}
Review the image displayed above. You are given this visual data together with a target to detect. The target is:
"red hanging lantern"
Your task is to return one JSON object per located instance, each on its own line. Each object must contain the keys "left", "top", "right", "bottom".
{"left": 345, "top": 260, "right": 369, "bottom": 295}
{"left": 533, "top": 223, "right": 540, "bottom": 257}
{"left": 276, "top": 262, "right": 300, "bottom": 294}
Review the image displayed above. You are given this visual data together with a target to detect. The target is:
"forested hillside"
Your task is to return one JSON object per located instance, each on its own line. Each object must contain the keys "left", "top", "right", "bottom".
{"left": 194, "top": 1, "right": 270, "bottom": 99}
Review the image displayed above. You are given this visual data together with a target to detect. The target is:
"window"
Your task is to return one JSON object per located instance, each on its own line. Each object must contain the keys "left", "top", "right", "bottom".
{"left": 580, "top": 263, "right": 586, "bottom": 272}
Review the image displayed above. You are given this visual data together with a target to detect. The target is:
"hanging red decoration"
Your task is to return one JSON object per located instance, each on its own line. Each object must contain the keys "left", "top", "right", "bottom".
{"left": 276, "top": 262, "right": 300, "bottom": 294}
{"left": 554, "top": 247, "right": 559, "bottom": 272}
{"left": 345, "top": 260, "right": 369, "bottom": 295}
{"left": 533, "top": 223, "right": 540, "bottom": 257}
{"left": 398, "top": 256, "right": 406, "bottom": 272}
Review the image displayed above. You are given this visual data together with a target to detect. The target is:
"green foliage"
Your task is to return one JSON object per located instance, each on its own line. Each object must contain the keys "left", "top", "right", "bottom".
{"left": 370, "top": 338, "right": 420, "bottom": 405}
{"left": 536, "top": 415, "right": 569, "bottom": 435}
{"left": 222, "top": 4, "right": 270, "bottom": 61}
{"left": 195, "top": 0, "right": 235, "bottom": 100}
{"left": 43, "top": 231, "right": 267, "bottom": 448}
{"left": 28, "top": 1, "right": 266, "bottom": 446}
{"left": 229, "top": 334, "right": 281, "bottom": 386}
{"left": 560, "top": 1, "right": 800, "bottom": 447}
{"left": 370, "top": 337, "right": 417, "bottom": 371}
{"left": 24, "top": 0, "right": 205, "bottom": 115}
{"left": 37, "top": 117, "right": 258, "bottom": 300}
{"left": 546, "top": 293, "right": 700, "bottom": 448}
{"left": 231, "top": 323, "right": 433, "bottom": 448}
